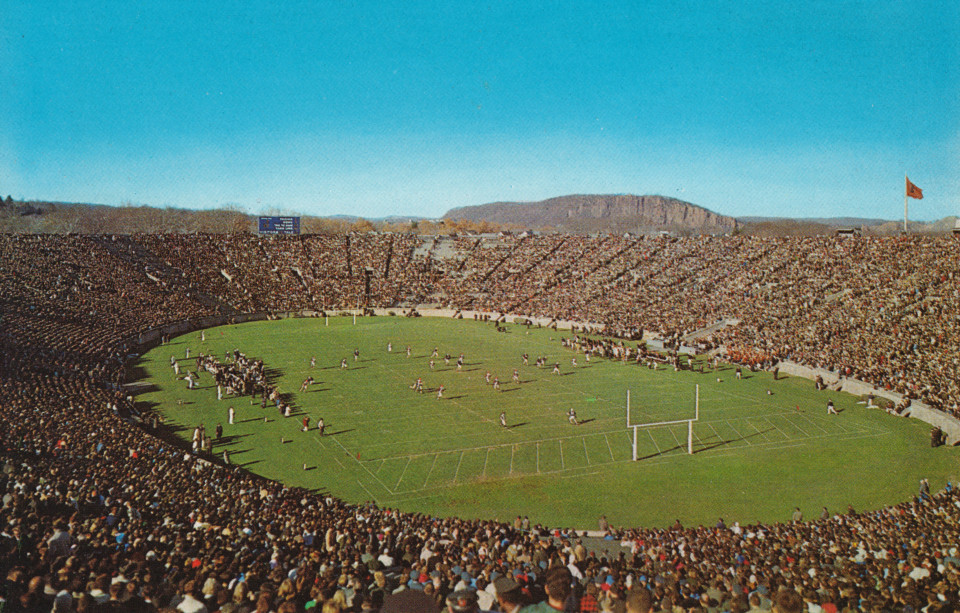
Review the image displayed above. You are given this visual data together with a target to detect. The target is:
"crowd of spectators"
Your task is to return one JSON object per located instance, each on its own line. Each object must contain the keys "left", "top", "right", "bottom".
{"left": 3, "top": 231, "right": 960, "bottom": 613}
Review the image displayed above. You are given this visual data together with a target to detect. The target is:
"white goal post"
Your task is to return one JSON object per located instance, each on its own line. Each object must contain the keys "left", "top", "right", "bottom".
{"left": 626, "top": 385, "right": 699, "bottom": 460}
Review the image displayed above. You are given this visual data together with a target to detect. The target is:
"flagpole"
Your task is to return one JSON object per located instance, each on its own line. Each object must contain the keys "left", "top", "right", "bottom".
{"left": 904, "top": 174, "right": 908, "bottom": 233}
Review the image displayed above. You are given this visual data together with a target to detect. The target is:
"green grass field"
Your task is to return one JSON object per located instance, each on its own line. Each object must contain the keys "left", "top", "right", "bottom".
{"left": 135, "top": 316, "right": 959, "bottom": 529}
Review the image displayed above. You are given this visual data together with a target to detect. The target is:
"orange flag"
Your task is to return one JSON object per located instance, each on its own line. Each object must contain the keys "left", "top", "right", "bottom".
{"left": 906, "top": 176, "right": 924, "bottom": 200}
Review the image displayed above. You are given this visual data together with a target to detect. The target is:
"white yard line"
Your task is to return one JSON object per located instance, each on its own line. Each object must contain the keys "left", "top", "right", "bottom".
{"left": 423, "top": 454, "right": 439, "bottom": 488}
{"left": 647, "top": 429, "right": 662, "bottom": 454}
{"left": 763, "top": 416, "right": 793, "bottom": 440}
{"left": 395, "top": 457, "right": 412, "bottom": 489}
{"left": 452, "top": 451, "right": 465, "bottom": 482}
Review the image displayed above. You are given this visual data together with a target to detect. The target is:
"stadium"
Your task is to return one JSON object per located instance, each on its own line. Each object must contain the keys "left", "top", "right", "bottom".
{"left": 3, "top": 230, "right": 960, "bottom": 613}
{"left": 5, "top": 3, "right": 959, "bottom": 613}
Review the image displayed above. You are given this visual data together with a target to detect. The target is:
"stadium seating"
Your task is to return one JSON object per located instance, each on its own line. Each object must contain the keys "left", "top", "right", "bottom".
{"left": 2, "top": 232, "right": 960, "bottom": 613}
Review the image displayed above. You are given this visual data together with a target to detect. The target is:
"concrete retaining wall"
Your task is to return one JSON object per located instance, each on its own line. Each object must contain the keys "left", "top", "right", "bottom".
{"left": 777, "top": 361, "right": 960, "bottom": 444}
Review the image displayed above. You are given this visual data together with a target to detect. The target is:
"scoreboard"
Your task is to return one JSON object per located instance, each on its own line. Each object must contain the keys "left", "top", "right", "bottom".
{"left": 258, "top": 216, "right": 301, "bottom": 235}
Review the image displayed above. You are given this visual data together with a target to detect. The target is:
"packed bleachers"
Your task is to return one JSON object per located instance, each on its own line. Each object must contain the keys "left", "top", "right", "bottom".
{"left": 3, "top": 231, "right": 960, "bottom": 613}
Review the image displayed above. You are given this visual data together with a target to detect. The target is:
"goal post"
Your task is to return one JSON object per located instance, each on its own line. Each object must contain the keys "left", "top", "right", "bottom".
{"left": 626, "top": 384, "right": 699, "bottom": 460}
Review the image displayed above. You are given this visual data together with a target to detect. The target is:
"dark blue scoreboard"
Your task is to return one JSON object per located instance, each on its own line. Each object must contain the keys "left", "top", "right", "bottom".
{"left": 258, "top": 216, "right": 301, "bottom": 235}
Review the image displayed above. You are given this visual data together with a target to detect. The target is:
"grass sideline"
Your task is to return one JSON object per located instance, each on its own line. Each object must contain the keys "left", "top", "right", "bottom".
{"left": 135, "top": 316, "right": 958, "bottom": 529}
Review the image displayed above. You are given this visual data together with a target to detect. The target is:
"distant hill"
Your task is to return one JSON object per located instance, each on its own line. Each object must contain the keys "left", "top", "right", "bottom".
{"left": 443, "top": 194, "right": 737, "bottom": 234}
{"left": 0, "top": 199, "right": 432, "bottom": 234}
{"left": 738, "top": 216, "right": 890, "bottom": 227}
{"left": 1, "top": 196, "right": 954, "bottom": 236}
{"left": 737, "top": 215, "right": 958, "bottom": 236}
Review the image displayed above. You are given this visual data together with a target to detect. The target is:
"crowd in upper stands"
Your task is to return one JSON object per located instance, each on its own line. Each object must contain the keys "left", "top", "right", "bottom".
{"left": 2, "top": 231, "right": 960, "bottom": 613}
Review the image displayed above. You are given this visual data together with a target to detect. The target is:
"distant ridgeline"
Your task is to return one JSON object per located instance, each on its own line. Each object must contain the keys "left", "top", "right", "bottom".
{"left": 0, "top": 195, "right": 955, "bottom": 235}
{"left": 443, "top": 194, "right": 738, "bottom": 234}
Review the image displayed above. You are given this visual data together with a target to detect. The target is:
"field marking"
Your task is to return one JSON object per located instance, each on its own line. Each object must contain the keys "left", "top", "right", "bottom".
{"left": 604, "top": 434, "right": 614, "bottom": 461}
{"left": 763, "top": 416, "right": 793, "bottom": 440}
{"left": 354, "top": 478, "right": 379, "bottom": 500}
{"left": 560, "top": 471, "right": 601, "bottom": 479}
{"left": 323, "top": 434, "right": 396, "bottom": 495}
{"left": 453, "top": 451, "right": 464, "bottom": 482}
{"left": 536, "top": 442, "right": 541, "bottom": 473}
{"left": 311, "top": 434, "right": 346, "bottom": 469}
{"left": 388, "top": 429, "right": 897, "bottom": 497}
{"left": 559, "top": 439, "right": 565, "bottom": 470}
{"left": 714, "top": 421, "right": 742, "bottom": 446}
{"left": 395, "top": 457, "right": 412, "bottom": 489}
{"left": 510, "top": 445, "right": 515, "bottom": 475}
{"left": 172, "top": 320, "right": 915, "bottom": 506}
{"left": 783, "top": 415, "right": 811, "bottom": 437}
{"left": 582, "top": 437, "right": 590, "bottom": 465}
{"left": 668, "top": 426, "right": 684, "bottom": 450}
{"left": 482, "top": 448, "right": 490, "bottom": 477}
{"left": 356, "top": 413, "right": 635, "bottom": 452}
{"left": 831, "top": 418, "right": 852, "bottom": 433}
{"left": 744, "top": 418, "right": 772, "bottom": 443}
{"left": 367, "top": 428, "right": 629, "bottom": 461}
{"left": 795, "top": 413, "right": 830, "bottom": 434}
{"left": 356, "top": 425, "right": 899, "bottom": 498}
{"left": 423, "top": 454, "right": 438, "bottom": 488}
{"left": 646, "top": 429, "right": 662, "bottom": 455}
{"left": 312, "top": 433, "right": 383, "bottom": 502}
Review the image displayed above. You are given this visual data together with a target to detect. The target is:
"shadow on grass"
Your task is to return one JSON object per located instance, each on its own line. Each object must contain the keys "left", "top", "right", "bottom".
{"left": 326, "top": 429, "right": 355, "bottom": 436}
{"left": 637, "top": 444, "right": 684, "bottom": 460}
{"left": 693, "top": 427, "right": 774, "bottom": 454}
{"left": 214, "top": 433, "right": 251, "bottom": 446}
{"left": 263, "top": 366, "right": 285, "bottom": 379}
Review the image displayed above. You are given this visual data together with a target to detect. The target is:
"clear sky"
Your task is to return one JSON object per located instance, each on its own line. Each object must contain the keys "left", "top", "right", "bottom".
{"left": 2, "top": 2, "right": 958, "bottom": 220}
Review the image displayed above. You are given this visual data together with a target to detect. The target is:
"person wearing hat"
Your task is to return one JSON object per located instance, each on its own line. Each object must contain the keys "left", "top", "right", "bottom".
{"left": 446, "top": 590, "right": 481, "bottom": 613}
{"left": 494, "top": 577, "right": 525, "bottom": 613}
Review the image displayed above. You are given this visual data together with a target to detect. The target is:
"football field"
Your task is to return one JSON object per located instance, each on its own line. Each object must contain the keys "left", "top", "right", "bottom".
{"left": 135, "top": 316, "right": 959, "bottom": 528}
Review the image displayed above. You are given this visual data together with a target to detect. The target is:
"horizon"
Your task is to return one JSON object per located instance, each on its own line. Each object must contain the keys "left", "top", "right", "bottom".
{"left": 5, "top": 193, "right": 958, "bottom": 225}
{"left": 3, "top": 2, "right": 958, "bottom": 222}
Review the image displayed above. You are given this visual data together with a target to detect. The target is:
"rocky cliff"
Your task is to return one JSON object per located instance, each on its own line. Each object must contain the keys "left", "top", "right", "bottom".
{"left": 443, "top": 194, "right": 737, "bottom": 234}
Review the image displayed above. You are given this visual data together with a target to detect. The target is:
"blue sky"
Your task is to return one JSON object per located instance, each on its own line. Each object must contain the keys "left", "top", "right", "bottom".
{"left": 2, "top": 2, "right": 958, "bottom": 220}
